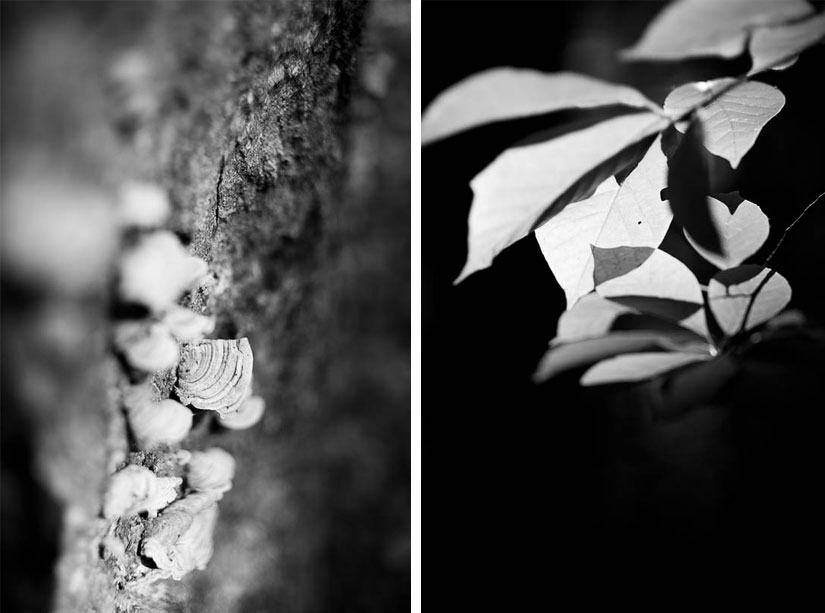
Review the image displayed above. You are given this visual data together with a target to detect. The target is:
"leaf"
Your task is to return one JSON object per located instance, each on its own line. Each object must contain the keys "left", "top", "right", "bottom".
{"left": 664, "top": 79, "right": 785, "bottom": 169}
{"left": 749, "top": 12, "right": 825, "bottom": 76}
{"left": 685, "top": 197, "right": 770, "bottom": 269}
{"left": 595, "top": 248, "right": 708, "bottom": 338}
{"left": 533, "top": 331, "right": 706, "bottom": 383}
{"left": 554, "top": 293, "right": 635, "bottom": 344}
{"left": 457, "top": 111, "right": 666, "bottom": 283}
{"left": 667, "top": 121, "right": 721, "bottom": 254}
{"left": 591, "top": 246, "right": 655, "bottom": 286}
{"left": 534, "top": 135, "right": 672, "bottom": 307}
{"left": 596, "top": 248, "right": 703, "bottom": 304}
{"left": 708, "top": 265, "right": 792, "bottom": 336}
{"left": 621, "top": 0, "right": 812, "bottom": 61}
{"left": 580, "top": 352, "right": 712, "bottom": 386}
{"left": 421, "top": 68, "right": 661, "bottom": 145}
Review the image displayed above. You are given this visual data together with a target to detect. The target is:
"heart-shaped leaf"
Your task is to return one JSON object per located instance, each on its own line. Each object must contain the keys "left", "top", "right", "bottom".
{"left": 534, "top": 331, "right": 708, "bottom": 383}
{"left": 580, "top": 351, "right": 712, "bottom": 386}
{"left": 535, "top": 135, "right": 672, "bottom": 307}
{"left": 621, "top": 0, "right": 812, "bottom": 61}
{"left": 664, "top": 79, "right": 785, "bottom": 169}
{"left": 457, "top": 111, "right": 666, "bottom": 283}
{"left": 749, "top": 12, "right": 825, "bottom": 76}
{"left": 685, "top": 196, "right": 770, "bottom": 268}
{"left": 421, "top": 68, "right": 661, "bottom": 145}
{"left": 708, "top": 265, "right": 792, "bottom": 336}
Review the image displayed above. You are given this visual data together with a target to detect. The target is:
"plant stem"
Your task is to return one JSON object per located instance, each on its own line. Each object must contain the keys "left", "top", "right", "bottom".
{"left": 735, "top": 191, "right": 825, "bottom": 335}
{"left": 763, "top": 191, "right": 825, "bottom": 268}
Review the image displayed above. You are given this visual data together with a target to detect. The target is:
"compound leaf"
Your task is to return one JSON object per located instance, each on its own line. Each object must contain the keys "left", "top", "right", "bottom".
{"left": 422, "top": 68, "right": 660, "bottom": 145}
{"left": 534, "top": 134, "right": 672, "bottom": 307}
{"left": 457, "top": 111, "right": 666, "bottom": 283}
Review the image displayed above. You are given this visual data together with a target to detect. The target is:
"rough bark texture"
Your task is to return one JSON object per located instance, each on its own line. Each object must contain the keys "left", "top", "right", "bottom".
{"left": 1, "top": 1, "right": 410, "bottom": 611}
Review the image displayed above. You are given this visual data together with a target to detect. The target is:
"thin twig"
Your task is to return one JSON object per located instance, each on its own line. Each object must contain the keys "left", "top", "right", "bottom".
{"left": 763, "top": 190, "right": 825, "bottom": 267}
{"left": 735, "top": 191, "right": 825, "bottom": 335}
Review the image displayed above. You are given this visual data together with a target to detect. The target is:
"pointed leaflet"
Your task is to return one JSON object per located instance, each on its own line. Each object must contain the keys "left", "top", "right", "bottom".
{"left": 581, "top": 352, "right": 712, "bottom": 386}
{"left": 534, "top": 134, "right": 672, "bottom": 307}
{"left": 553, "top": 293, "right": 635, "bottom": 344}
{"left": 667, "top": 120, "right": 721, "bottom": 254}
{"left": 457, "top": 111, "right": 666, "bottom": 283}
{"left": 685, "top": 197, "right": 770, "bottom": 269}
{"left": 595, "top": 248, "right": 703, "bottom": 303}
{"left": 664, "top": 80, "right": 785, "bottom": 169}
{"left": 421, "top": 69, "right": 660, "bottom": 145}
{"left": 749, "top": 13, "right": 825, "bottom": 76}
{"left": 708, "top": 265, "right": 791, "bottom": 336}
{"left": 621, "top": 0, "right": 812, "bottom": 61}
{"left": 534, "top": 331, "right": 705, "bottom": 383}
{"left": 595, "top": 248, "right": 709, "bottom": 339}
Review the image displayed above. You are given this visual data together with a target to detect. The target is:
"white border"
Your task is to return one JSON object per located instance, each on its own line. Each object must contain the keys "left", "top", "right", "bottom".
{"left": 410, "top": 0, "right": 421, "bottom": 612}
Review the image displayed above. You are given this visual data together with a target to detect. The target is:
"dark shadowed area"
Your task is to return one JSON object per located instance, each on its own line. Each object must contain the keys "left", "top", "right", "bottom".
{"left": 1, "top": 1, "right": 409, "bottom": 611}
{"left": 424, "top": 0, "right": 825, "bottom": 602}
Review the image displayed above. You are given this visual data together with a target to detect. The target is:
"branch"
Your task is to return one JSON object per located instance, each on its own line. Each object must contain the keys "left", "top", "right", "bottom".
{"left": 763, "top": 190, "right": 825, "bottom": 268}
{"left": 735, "top": 191, "right": 825, "bottom": 336}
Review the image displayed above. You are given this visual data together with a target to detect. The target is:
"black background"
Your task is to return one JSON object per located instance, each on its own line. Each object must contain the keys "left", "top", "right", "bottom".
{"left": 424, "top": 0, "right": 825, "bottom": 601}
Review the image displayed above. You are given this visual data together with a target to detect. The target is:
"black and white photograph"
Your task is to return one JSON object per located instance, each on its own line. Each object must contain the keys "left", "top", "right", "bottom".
{"left": 4, "top": 0, "right": 825, "bottom": 610}
{"left": 424, "top": 0, "right": 825, "bottom": 601}
{"left": 1, "top": 1, "right": 410, "bottom": 611}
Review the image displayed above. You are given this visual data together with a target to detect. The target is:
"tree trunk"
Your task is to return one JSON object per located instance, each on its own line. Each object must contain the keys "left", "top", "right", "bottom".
{"left": 0, "top": 1, "right": 410, "bottom": 611}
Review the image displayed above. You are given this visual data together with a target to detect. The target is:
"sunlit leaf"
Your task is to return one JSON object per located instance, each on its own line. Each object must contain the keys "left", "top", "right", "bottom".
{"left": 621, "top": 0, "right": 812, "bottom": 61}
{"left": 533, "top": 331, "right": 706, "bottom": 383}
{"left": 595, "top": 249, "right": 703, "bottom": 304}
{"left": 554, "top": 293, "right": 635, "bottom": 344}
{"left": 685, "top": 196, "right": 770, "bottom": 269}
{"left": 749, "top": 12, "right": 825, "bottom": 76}
{"left": 708, "top": 265, "right": 792, "bottom": 336}
{"left": 534, "top": 135, "right": 672, "bottom": 307}
{"left": 580, "top": 351, "right": 712, "bottom": 386}
{"left": 664, "top": 79, "right": 785, "bottom": 169}
{"left": 595, "top": 248, "right": 709, "bottom": 338}
{"left": 457, "top": 112, "right": 666, "bottom": 283}
{"left": 421, "top": 68, "right": 661, "bottom": 145}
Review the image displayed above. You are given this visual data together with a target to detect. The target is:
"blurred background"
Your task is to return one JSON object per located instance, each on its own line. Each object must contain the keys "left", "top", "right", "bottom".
{"left": 1, "top": 1, "right": 410, "bottom": 611}
{"left": 424, "top": 0, "right": 825, "bottom": 602}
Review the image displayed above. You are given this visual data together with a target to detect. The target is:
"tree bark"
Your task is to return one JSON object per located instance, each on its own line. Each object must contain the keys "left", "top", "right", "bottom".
{"left": 1, "top": 1, "right": 409, "bottom": 611}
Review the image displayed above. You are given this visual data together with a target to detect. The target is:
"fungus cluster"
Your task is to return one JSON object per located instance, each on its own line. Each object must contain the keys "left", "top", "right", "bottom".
{"left": 101, "top": 183, "right": 265, "bottom": 586}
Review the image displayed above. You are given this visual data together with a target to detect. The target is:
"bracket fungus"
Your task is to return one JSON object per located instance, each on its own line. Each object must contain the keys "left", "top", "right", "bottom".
{"left": 219, "top": 394, "right": 266, "bottom": 430}
{"left": 104, "top": 207, "right": 267, "bottom": 588}
{"left": 102, "top": 465, "right": 181, "bottom": 520}
{"left": 186, "top": 448, "right": 236, "bottom": 495}
{"left": 162, "top": 305, "right": 216, "bottom": 342}
{"left": 123, "top": 382, "right": 193, "bottom": 449}
{"left": 119, "top": 231, "right": 208, "bottom": 313}
{"left": 114, "top": 321, "right": 180, "bottom": 373}
{"left": 175, "top": 338, "right": 254, "bottom": 414}
{"left": 117, "top": 182, "right": 171, "bottom": 229}
{"left": 140, "top": 490, "right": 221, "bottom": 576}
